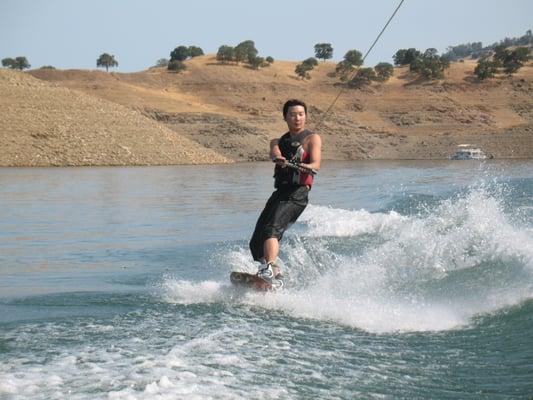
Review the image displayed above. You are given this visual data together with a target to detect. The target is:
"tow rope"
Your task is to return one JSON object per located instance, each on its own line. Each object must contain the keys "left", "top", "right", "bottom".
{"left": 316, "top": 0, "right": 406, "bottom": 129}
{"left": 276, "top": 0, "right": 406, "bottom": 174}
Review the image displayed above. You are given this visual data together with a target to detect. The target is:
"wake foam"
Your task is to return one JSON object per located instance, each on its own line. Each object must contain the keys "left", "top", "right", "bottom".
{"left": 160, "top": 186, "right": 533, "bottom": 333}
{"left": 297, "top": 206, "right": 407, "bottom": 237}
{"left": 160, "top": 279, "right": 227, "bottom": 305}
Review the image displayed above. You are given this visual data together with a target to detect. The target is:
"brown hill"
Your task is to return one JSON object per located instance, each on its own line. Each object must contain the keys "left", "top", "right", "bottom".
{"left": 0, "top": 69, "right": 230, "bottom": 166}
{"left": 2, "top": 55, "right": 532, "bottom": 166}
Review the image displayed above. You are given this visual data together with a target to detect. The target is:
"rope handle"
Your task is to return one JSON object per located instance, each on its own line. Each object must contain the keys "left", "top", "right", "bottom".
{"left": 273, "top": 159, "right": 318, "bottom": 176}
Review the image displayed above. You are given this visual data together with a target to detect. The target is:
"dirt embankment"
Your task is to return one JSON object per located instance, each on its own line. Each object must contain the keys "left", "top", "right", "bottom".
{"left": 1, "top": 55, "right": 532, "bottom": 166}
{"left": 0, "top": 69, "right": 230, "bottom": 166}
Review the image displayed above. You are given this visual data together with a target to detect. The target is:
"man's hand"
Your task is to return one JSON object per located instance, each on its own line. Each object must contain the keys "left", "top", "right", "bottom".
{"left": 272, "top": 156, "right": 287, "bottom": 167}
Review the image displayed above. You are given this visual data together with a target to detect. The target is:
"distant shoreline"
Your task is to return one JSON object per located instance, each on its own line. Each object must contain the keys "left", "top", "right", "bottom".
{"left": 1, "top": 56, "right": 532, "bottom": 166}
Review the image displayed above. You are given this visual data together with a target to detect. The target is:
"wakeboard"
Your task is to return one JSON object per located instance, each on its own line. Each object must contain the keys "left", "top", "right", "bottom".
{"left": 230, "top": 271, "right": 272, "bottom": 291}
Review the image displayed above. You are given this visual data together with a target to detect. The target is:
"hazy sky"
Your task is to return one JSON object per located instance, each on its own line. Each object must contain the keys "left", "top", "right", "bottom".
{"left": 1, "top": 0, "right": 531, "bottom": 72}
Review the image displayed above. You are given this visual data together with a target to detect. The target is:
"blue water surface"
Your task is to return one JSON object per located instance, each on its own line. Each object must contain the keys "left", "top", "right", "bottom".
{"left": 0, "top": 160, "right": 532, "bottom": 399}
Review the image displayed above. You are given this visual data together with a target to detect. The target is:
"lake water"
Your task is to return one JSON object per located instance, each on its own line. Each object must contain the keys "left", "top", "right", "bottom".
{"left": 0, "top": 161, "right": 532, "bottom": 399}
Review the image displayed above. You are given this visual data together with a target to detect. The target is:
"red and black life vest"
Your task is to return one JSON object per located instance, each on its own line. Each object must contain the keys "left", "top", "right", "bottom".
{"left": 274, "top": 130, "right": 314, "bottom": 188}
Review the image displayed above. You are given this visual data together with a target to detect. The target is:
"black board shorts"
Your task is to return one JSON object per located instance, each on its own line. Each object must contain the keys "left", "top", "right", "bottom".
{"left": 249, "top": 185, "right": 309, "bottom": 261}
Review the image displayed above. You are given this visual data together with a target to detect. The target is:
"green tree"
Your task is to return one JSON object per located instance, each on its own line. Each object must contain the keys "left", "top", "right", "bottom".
{"left": 265, "top": 56, "right": 274, "bottom": 64}
{"left": 234, "top": 40, "right": 258, "bottom": 64}
{"left": 302, "top": 57, "right": 318, "bottom": 67}
{"left": 393, "top": 48, "right": 421, "bottom": 65}
{"left": 2, "top": 56, "right": 31, "bottom": 70}
{"left": 335, "top": 49, "right": 364, "bottom": 82}
{"left": 2, "top": 58, "right": 16, "bottom": 69}
{"left": 216, "top": 45, "right": 235, "bottom": 63}
{"left": 335, "top": 60, "right": 355, "bottom": 82}
{"left": 170, "top": 46, "right": 190, "bottom": 62}
{"left": 295, "top": 63, "right": 313, "bottom": 80}
{"left": 493, "top": 45, "right": 507, "bottom": 63}
{"left": 374, "top": 62, "right": 394, "bottom": 81}
{"left": 188, "top": 46, "right": 204, "bottom": 58}
{"left": 15, "top": 56, "right": 30, "bottom": 70}
{"left": 343, "top": 50, "right": 363, "bottom": 67}
{"left": 96, "top": 53, "right": 118, "bottom": 72}
{"left": 167, "top": 60, "right": 186, "bottom": 72}
{"left": 349, "top": 67, "right": 377, "bottom": 87}
{"left": 408, "top": 49, "right": 450, "bottom": 80}
{"left": 488, "top": 30, "right": 533, "bottom": 50}
{"left": 474, "top": 57, "right": 499, "bottom": 80}
{"left": 314, "top": 43, "right": 333, "bottom": 62}
{"left": 249, "top": 56, "right": 266, "bottom": 70}
{"left": 495, "top": 46, "right": 530, "bottom": 75}
{"left": 443, "top": 42, "right": 483, "bottom": 61}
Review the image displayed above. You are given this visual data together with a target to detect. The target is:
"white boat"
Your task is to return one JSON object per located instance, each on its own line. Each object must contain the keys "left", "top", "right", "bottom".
{"left": 450, "top": 144, "right": 488, "bottom": 160}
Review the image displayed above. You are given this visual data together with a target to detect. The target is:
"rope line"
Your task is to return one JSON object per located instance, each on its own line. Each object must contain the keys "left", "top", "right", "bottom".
{"left": 315, "top": 0, "right": 406, "bottom": 129}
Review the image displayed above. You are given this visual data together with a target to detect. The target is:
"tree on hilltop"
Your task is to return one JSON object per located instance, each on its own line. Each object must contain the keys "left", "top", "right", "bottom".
{"left": 409, "top": 49, "right": 450, "bottom": 80}
{"left": 443, "top": 42, "right": 483, "bottom": 61}
{"left": 249, "top": 56, "right": 266, "bottom": 70}
{"left": 487, "top": 30, "right": 533, "bottom": 50}
{"left": 216, "top": 45, "right": 235, "bottom": 63}
{"left": 393, "top": 48, "right": 421, "bottom": 66}
{"left": 472, "top": 45, "right": 529, "bottom": 80}
{"left": 494, "top": 46, "right": 530, "bottom": 75}
{"left": 474, "top": 57, "right": 499, "bottom": 80}
{"left": 374, "top": 62, "right": 394, "bottom": 81}
{"left": 2, "top": 58, "right": 16, "bottom": 69}
{"left": 2, "top": 56, "right": 31, "bottom": 70}
{"left": 215, "top": 40, "right": 269, "bottom": 70}
{"left": 188, "top": 46, "right": 204, "bottom": 58}
{"left": 170, "top": 45, "right": 204, "bottom": 63}
{"left": 343, "top": 50, "right": 363, "bottom": 67}
{"left": 170, "top": 46, "right": 190, "bottom": 62}
{"left": 314, "top": 43, "right": 333, "bottom": 62}
{"left": 96, "top": 53, "right": 118, "bottom": 72}
{"left": 302, "top": 57, "right": 318, "bottom": 67}
{"left": 234, "top": 40, "right": 258, "bottom": 64}
{"left": 335, "top": 49, "right": 363, "bottom": 81}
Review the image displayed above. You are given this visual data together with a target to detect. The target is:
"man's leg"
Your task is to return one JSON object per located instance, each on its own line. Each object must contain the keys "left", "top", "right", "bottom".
{"left": 249, "top": 191, "right": 279, "bottom": 261}
{"left": 263, "top": 237, "right": 281, "bottom": 276}
{"left": 260, "top": 187, "right": 309, "bottom": 279}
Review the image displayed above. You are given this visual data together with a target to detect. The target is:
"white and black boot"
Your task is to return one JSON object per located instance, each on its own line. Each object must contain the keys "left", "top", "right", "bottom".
{"left": 257, "top": 262, "right": 274, "bottom": 283}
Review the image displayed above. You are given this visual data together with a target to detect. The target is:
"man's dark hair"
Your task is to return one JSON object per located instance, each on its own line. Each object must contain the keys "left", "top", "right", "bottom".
{"left": 283, "top": 99, "right": 307, "bottom": 118}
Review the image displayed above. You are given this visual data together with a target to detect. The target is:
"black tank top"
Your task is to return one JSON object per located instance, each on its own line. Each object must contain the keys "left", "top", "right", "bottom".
{"left": 274, "top": 130, "right": 314, "bottom": 188}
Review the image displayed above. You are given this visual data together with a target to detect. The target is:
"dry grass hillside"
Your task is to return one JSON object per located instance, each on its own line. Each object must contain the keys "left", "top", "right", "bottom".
{"left": 0, "top": 69, "right": 230, "bottom": 166}
{"left": 1, "top": 54, "right": 532, "bottom": 166}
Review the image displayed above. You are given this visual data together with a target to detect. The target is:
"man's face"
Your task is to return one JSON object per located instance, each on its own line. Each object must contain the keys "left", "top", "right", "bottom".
{"left": 285, "top": 105, "right": 306, "bottom": 133}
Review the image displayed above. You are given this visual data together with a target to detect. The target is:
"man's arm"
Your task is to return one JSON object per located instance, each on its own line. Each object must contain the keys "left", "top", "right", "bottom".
{"left": 270, "top": 138, "right": 286, "bottom": 165}
{"left": 302, "top": 134, "right": 322, "bottom": 171}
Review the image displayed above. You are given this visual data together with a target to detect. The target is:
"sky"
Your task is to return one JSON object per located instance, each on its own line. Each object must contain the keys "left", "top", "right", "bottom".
{"left": 1, "top": 0, "right": 532, "bottom": 72}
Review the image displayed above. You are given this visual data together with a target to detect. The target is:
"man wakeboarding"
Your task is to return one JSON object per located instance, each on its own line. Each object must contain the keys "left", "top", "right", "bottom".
{"left": 248, "top": 98, "right": 322, "bottom": 290}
